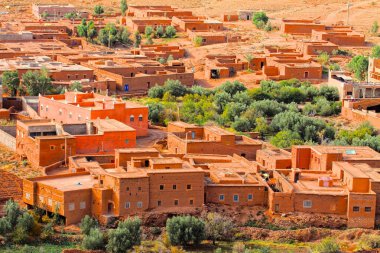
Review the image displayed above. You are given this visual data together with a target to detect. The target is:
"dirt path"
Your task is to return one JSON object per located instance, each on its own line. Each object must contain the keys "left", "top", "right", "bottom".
{"left": 136, "top": 129, "right": 167, "bottom": 148}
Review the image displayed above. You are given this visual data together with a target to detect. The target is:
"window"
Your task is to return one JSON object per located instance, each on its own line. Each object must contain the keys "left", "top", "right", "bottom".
{"left": 69, "top": 203, "right": 75, "bottom": 211}
{"left": 233, "top": 194, "right": 239, "bottom": 202}
{"left": 174, "top": 199, "right": 179, "bottom": 206}
{"left": 138, "top": 114, "right": 143, "bottom": 121}
{"left": 40, "top": 105, "right": 44, "bottom": 111}
{"left": 48, "top": 198, "right": 52, "bottom": 206}
{"left": 50, "top": 145, "right": 55, "bottom": 150}
{"left": 189, "top": 199, "right": 194, "bottom": 205}
{"left": 25, "top": 193, "right": 31, "bottom": 200}
{"left": 353, "top": 206, "right": 360, "bottom": 212}
{"left": 137, "top": 201, "right": 142, "bottom": 208}
{"left": 83, "top": 74, "right": 87, "bottom": 79}
{"left": 138, "top": 186, "right": 142, "bottom": 191}
{"left": 172, "top": 184, "right": 177, "bottom": 190}
{"left": 126, "top": 187, "right": 130, "bottom": 191}
{"left": 46, "top": 106, "right": 49, "bottom": 112}
{"left": 160, "top": 185, "right": 164, "bottom": 190}
{"left": 187, "top": 184, "right": 192, "bottom": 190}
{"left": 303, "top": 200, "right": 312, "bottom": 208}
{"left": 365, "top": 207, "right": 372, "bottom": 212}
{"left": 130, "top": 115, "right": 135, "bottom": 122}
{"left": 219, "top": 194, "right": 225, "bottom": 201}
{"left": 80, "top": 201, "right": 86, "bottom": 209}
{"left": 61, "top": 144, "right": 65, "bottom": 150}
{"left": 157, "top": 200, "right": 161, "bottom": 206}
{"left": 75, "top": 74, "right": 79, "bottom": 79}
{"left": 67, "top": 75, "right": 71, "bottom": 79}
{"left": 125, "top": 202, "right": 130, "bottom": 209}
{"left": 248, "top": 194, "right": 253, "bottom": 200}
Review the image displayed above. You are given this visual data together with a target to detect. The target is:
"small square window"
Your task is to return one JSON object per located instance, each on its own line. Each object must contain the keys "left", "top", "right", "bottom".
{"left": 160, "top": 185, "right": 164, "bottom": 190}
{"left": 219, "top": 194, "right": 224, "bottom": 201}
{"left": 157, "top": 200, "right": 161, "bottom": 206}
{"left": 248, "top": 194, "right": 253, "bottom": 200}
{"left": 233, "top": 195, "right": 239, "bottom": 202}
{"left": 174, "top": 200, "right": 179, "bottom": 206}
{"left": 303, "top": 200, "right": 312, "bottom": 208}
{"left": 137, "top": 201, "right": 142, "bottom": 208}
{"left": 365, "top": 207, "right": 372, "bottom": 212}
{"left": 39, "top": 196, "right": 44, "bottom": 202}
{"left": 126, "top": 187, "right": 130, "bottom": 191}
{"left": 173, "top": 184, "right": 177, "bottom": 190}
{"left": 189, "top": 199, "right": 194, "bottom": 205}
{"left": 61, "top": 144, "right": 65, "bottom": 150}
{"left": 125, "top": 202, "right": 130, "bottom": 209}
{"left": 50, "top": 145, "right": 55, "bottom": 150}
{"left": 138, "top": 186, "right": 142, "bottom": 191}
{"left": 80, "top": 201, "right": 86, "bottom": 209}
{"left": 69, "top": 203, "right": 75, "bottom": 211}
{"left": 353, "top": 206, "right": 360, "bottom": 212}
{"left": 187, "top": 184, "right": 192, "bottom": 190}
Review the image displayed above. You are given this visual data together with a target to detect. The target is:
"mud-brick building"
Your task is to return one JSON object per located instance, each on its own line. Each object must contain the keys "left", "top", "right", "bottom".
{"left": 38, "top": 92, "right": 148, "bottom": 136}
{"left": 311, "top": 26, "right": 365, "bottom": 47}
{"left": 280, "top": 19, "right": 325, "bottom": 35}
{"left": 167, "top": 121, "right": 263, "bottom": 160}
{"left": 264, "top": 164, "right": 377, "bottom": 228}
{"left": 256, "top": 149, "right": 292, "bottom": 170}
{"left": 127, "top": 6, "right": 193, "bottom": 19}
{"left": 172, "top": 16, "right": 224, "bottom": 32}
{"left": 23, "top": 149, "right": 205, "bottom": 225}
{"left": 16, "top": 119, "right": 136, "bottom": 168}
{"left": 32, "top": 4, "right": 76, "bottom": 20}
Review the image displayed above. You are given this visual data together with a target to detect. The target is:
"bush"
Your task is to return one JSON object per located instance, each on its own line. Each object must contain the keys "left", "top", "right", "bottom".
{"left": 106, "top": 217, "right": 141, "bottom": 253}
{"left": 145, "top": 26, "right": 154, "bottom": 37}
{"left": 40, "top": 222, "right": 54, "bottom": 240}
{"left": 252, "top": 12, "right": 269, "bottom": 29}
{"left": 205, "top": 213, "right": 235, "bottom": 245}
{"left": 232, "top": 117, "right": 251, "bottom": 132}
{"left": 148, "top": 85, "right": 165, "bottom": 98}
{"left": 93, "top": 5, "right": 104, "bottom": 15}
{"left": 347, "top": 55, "right": 369, "bottom": 81}
{"left": 165, "top": 26, "right": 177, "bottom": 38}
{"left": 166, "top": 216, "right": 205, "bottom": 246}
{"left": 314, "top": 237, "right": 340, "bottom": 253}
{"left": 356, "top": 234, "right": 380, "bottom": 250}
{"left": 82, "top": 228, "right": 105, "bottom": 250}
{"left": 318, "top": 86, "right": 339, "bottom": 101}
{"left": 163, "top": 79, "right": 189, "bottom": 97}
{"left": 193, "top": 36, "right": 203, "bottom": 47}
{"left": 270, "top": 130, "right": 304, "bottom": 148}
{"left": 156, "top": 26, "right": 164, "bottom": 38}
{"left": 80, "top": 215, "right": 98, "bottom": 235}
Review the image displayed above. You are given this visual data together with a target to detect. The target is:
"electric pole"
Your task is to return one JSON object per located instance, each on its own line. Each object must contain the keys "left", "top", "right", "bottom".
{"left": 347, "top": 1, "right": 351, "bottom": 26}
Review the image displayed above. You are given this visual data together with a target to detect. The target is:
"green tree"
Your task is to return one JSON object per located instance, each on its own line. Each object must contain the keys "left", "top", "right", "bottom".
{"left": 204, "top": 213, "right": 235, "bottom": 245}
{"left": 167, "top": 54, "right": 174, "bottom": 62}
{"left": 165, "top": 26, "right": 177, "bottom": 38}
{"left": 254, "top": 117, "right": 270, "bottom": 138}
{"left": 244, "top": 54, "right": 254, "bottom": 71}
{"left": 145, "top": 26, "right": 154, "bottom": 37}
{"left": 120, "top": 0, "right": 128, "bottom": 16}
{"left": 64, "top": 12, "right": 78, "bottom": 21}
{"left": 156, "top": 26, "right": 164, "bottom": 38}
{"left": 317, "top": 51, "right": 330, "bottom": 66}
{"left": 215, "top": 80, "right": 246, "bottom": 96}
{"left": 80, "top": 215, "right": 98, "bottom": 235}
{"left": 145, "top": 35, "right": 154, "bottom": 45}
{"left": 87, "top": 21, "right": 97, "bottom": 41}
{"left": 371, "top": 21, "right": 379, "bottom": 35}
{"left": 22, "top": 69, "right": 52, "bottom": 96}
{"left": 82, "top": 228, "right": 105, "bottom": 250}
{"left": 98, "top": 23, "right": 118, "bottom": 47}
{"left": 118, "top": 27, "right": 132, "bottom": 45}
{"left": 193, "top": 36, "right": 203, "bottom": 47}
{"left": 270, "top": 130, "right": 303, "bottom": 148}
{"left": 147, "top": 102, "right": 165, "bottom": 124}
{"left": 371, "top": 45, "right": 380, "bottom": 59}
{"left": 163, "top": 79, "right": 189, "bottom": 97}
{"left": 166, "top": 216, "right": 205, "bottom": 246}
{"left": 106, "top": 217, "right": 141, "bottom": 253}
{"left": 252, "top": 12, "right": 269, "bottom": 29}
{"left": 318, "top": 86, "right": 339, "bottom": 101}
{"left": 2, "top": 70, "right": 20, "bottom": 96}
{"left": 347, "top": 55, "right": 369, "bottom": 81}
{"left": 77, "top": 19, "right": 88, "bottom": 37}
{"left": 69, "top": 81, "right": 83, "bottom": 92}
{"left": 94, "top": 5, "right": 105, "bottom": 16}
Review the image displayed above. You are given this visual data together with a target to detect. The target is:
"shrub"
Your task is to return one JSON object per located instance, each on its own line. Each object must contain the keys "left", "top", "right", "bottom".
{"left": 318, "top": 86, "right": 339, "bottom": 101}
{"left": 106, "top": 217, "right": 141, "bottom": 253}
{"left": 165, "top": 26, "right": 177, "bottom": 38}
{"left": 40, "top": 222, "right": 54, "bottom": 240}
{"left": 193, "top": 36, "right": 203, "bottom": 47}
{"left": 232, "top": 241, "right": 245, "bottom": 253}
{"left": 145, "top": 26, "right": 154, "bottom": 37}
{"left": 80, "top": 215, "right": 98, "bottom": 235}
{"left": 93, "top": 5, "right": 105, "bottom": 15}
{"left": 166, "top": 216, "right": 205, "bottom": 246}
{"left": 252, "top": 12, "right": 269, "bottom": 29}
{"left": 314, "top": 237, "right": 340, "bottom": 253}
{"left": 347, "top": 55, "right": 369, "bottom": 81}
{"left": 156, "top": 26, "right": 164, "bottom": 38}
{"left": 82, "top": 228, "right": 105, "bottom": 250}
{"left": 356, "top": 234, "right": 380, "bottom": 250}
{"left": 205, "top": 212, "right": 235, "bottom": 245}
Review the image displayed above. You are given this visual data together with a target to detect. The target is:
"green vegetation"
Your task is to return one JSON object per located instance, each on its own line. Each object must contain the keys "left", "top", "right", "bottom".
{"left": 347, "top": 55, "right": 369, "bottom": 81}
{"left": 252, "top": 12, "right": 269, "bottom": 29}
{"left": 204, "top": 213, "right": 235, "bottom": 245}
{"left": 2, "top": 70, "right": 20, "bottom": 96}
{"left": 356, "top": 234, "right": 380, "bottom": 251}
{"left": 106, "top": 217, "right": 142, "bottom": 253}
{"left": 166, "top": 215, "right": 205, "bottom": 246}
{"left": 68, "top": 81, "right": 83, "bottom": 92}
{"left": 22, "top": 68, "right": 53, "bottom": 96}
{"left": 371, "top": 45, "right": 380, "bottom": 59}
{"left": 313, "top": 237, "right": 340, "bottom": 253}
{"left": 120, "top": 0, "right": 128, "bottom": 16}
{"left": 193, "top": 36, "right": 204, "bottom": 47}
{"left": 79, "top": 215, "right": 98, "bottom": 235}
{"left": 371, "top": 21, "right": 379, "bottom": 36}
{"left": 77, "top": 19, "right": 97, "bottom": 41}
{"left": 134, "top": 31, "right": 142, "bottom": 47}
{"left": 93, "top": 5, "right": 105, "bottom": 16}
{"left": 98, "top": 23, "right": 132, "bottom": 47}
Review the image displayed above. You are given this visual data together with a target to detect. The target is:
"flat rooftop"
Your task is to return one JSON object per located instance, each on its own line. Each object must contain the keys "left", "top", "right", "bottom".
{"left": 33, "top": 174, "right": 95, "bottom": 191}
{"left": 310, "top": 146, "right": 380, "bottom": 160}
{"left": 94, "top": 119, "right": 135, "bottom": 132}
{"left": 258, "top": 149, "right": 291, "bottom": 160}
{"left": 292, "top": 172, "right": 348, "bottom": 195}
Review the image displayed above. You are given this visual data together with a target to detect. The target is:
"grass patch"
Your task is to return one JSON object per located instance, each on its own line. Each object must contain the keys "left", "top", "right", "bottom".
{"left": 0, "top": 241, "right": 78, "bottom": 253}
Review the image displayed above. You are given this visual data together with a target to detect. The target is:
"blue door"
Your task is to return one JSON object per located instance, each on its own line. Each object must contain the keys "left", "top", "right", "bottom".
{"left": 124, "top": 84, "right": 129, "bottom": 92}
